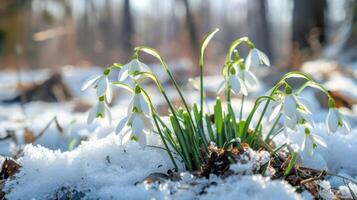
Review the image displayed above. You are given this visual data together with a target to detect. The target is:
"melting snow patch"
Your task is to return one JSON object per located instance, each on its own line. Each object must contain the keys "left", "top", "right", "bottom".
{"left": 4, "top": 134, "right": 302, "bottom": 200}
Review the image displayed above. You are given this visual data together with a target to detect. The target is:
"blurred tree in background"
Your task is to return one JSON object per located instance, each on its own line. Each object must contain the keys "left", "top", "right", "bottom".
{"left": 0, "top": 0, "right": 355, "bottom": 72}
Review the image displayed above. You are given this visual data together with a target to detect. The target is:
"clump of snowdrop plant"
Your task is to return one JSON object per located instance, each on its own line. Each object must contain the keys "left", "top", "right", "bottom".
{"left": 83, "top": 29, "right": 349, "bottom": 172}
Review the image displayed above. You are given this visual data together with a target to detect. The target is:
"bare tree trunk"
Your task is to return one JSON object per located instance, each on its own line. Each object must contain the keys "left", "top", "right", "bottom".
{"left": 292, "top": 0, "right": 327, "bottom": 49}
{"left": 182, "top": 0, "right": 199, "bottom": 56}
{"left": 247, "top": 0, "right": 271, "bottom": 59}
{"left": 121, "top": 0, "right": 134, "bottom": 50}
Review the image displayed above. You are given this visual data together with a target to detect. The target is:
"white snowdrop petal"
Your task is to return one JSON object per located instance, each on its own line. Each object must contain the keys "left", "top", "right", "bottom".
{"left": 97, "top": 102, "right": 105, "bottom": 117}
{"left": 129, "top": 59, "right": 141, "bottom": 73}
{"left": 127, "top": 98, "right": 134, "bottom": 115}
{"left": 284, "top": 115, "right": 297, "bottom": 130}
{"left": 241, "top": 84, "right": 248, "bottom": 96}
{"left": 313, "top": 134, "right": 327, "bottom": 148}
{"left": 118, "top": 63, "right": 130, "bottom": 81}
{"left": 121, "top": 129, "right": 132, "bottom": 145}
{"left": 244, "top": 70, "right": 259, "bottom": 88}
{"left": 257, "top": 49, "right": 270, "bottom": 66}
{"left": 96, "top": 77, "right": 108, "bottom": 97}
{"left": 269, "top": 102, "right": 282, "bottom": 122}
{"left": 305, "top": 135, "right": 314, "bottom": 156}
{"left": 105, "top": 80, "right": 112, "bottom": 103}
{"left": 142, "top": 115, "right": 154, "bottom": 132}
{"left": 139, "top": 94, "right": 150, "bottom": 115}
{"left": 104, "top": 103, "right": 112, "bottom": 125}
{"left": 87, "top": 105, "right": 98, "bottom": 124}
{"left": 229, "top": 76, "right": 241, "bottom": 94}
{"left": 297, "top": 110, "right": 313, "bottom": 126}
{"left": 138, "top": 60, "right": 152, "bottom": 73}
{"left": 326, "top": 109, "right": 339, "bottom": 133}
{"left": 245, "top": 51, "right": 253, "bottom": 70}
{"left": 296, "top": 97, "right": 312, "bottom": 112}
{"left": 251, "top": 49, "right": 260, "bottom": 67}
{"left": 300, "top": 133, "right": 307, "bottom": 152}
{"left": 81, "top": 75, "right": 100, "bottom": 91}
{"left": 115, "top": 116, "right": 129, "bottom": 134}
{"left": 283, "top": 95, "right": 297, "bottom": 118}
{"left": 342, "top": 117, "right": 351, "bottom": 131}
{"left": 137, "top": 133, "right": 147, "bottom": 146}
{"left": 132, "top": 115, "right": 144, "bottom": 136}
{"left": 133, "top": 94, "right": 141, "bottom": 109}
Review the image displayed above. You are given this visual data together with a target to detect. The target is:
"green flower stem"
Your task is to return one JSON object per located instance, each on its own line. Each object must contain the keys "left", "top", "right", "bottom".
{"left": 153, "top": 114, "right": 178, "bottom": 170}
{"left": 296, "top": 80, "right": 332, "bottom": 99}
{"left": 140, "top": 88, "right": 178, "bottom": 170}
{"left": 284, "top": 150, "right": 298, "bottom": 178}
{"left": 239, "top": 95, "right": 245, "bottom": 121}
{"left": 200, "top": 63, "right": 204, "bottom": 128}
{"left": 242, "top": 96, "right": 274, "bottom": 141}
{"left": 226, "top": 83, "right": 231, "bottom": 104}
{"left": 199, "top": 28, "right": 219, "bottom": 125}
{"left": 247, "top": 80, "right": 286, "bottom": 139}
{"left": 136, "top": 76, "right": 192, "bottom": 171}
{"left": 225, "top": 37, "right": 253, "bottom": 63}
{"left": 251, "top": 99, "right": 271, "bottom": 139}
{"left": 265, "top": 113, "right": 282, "bottom": 142}
{"left": 134, "top": 47, "right": 197, "bottom": 132}
{"left": 134, "top": 71, "right": 196, "bottom": 164}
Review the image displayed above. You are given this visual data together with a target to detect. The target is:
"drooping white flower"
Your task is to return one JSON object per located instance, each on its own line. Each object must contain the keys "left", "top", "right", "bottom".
{"left": 87, "top": 99, "right": 112, "bottom": 125}
{"left": 299, "top": 127, "right": 327, "bottom": 156}
{"left": 118, "top": 59, "right": 152, "bottom": 82}
{"left": 237, "top": 68, "right": 259, "bottom": 90}
{"left": 268, "top": 89, "right": 313, "bottom": 130}
{"left": 245, "top": 48, "right": 270, "bottom": 69}
{"left": 283, "top": 94, "right": 297, "bottom": 118}
{"left": 116, "top": 112, "right": 154, "bottom": 146}
{"left": 230, "top": 60, "right": 260, "bottom": 96}
{"left": 326, "top": 107, "right": 350, "bottom": 133}
{"left": 115, "top": 87, "right": 154, "bottom": 146}
{"left": 81, "top": 74, "right": 112, "bottom": 103}
{"left": 127, "top": 92, "right": 150, "bottom": 115}
{"left": 217, "top": 74, "right": 246, "bottom": 95}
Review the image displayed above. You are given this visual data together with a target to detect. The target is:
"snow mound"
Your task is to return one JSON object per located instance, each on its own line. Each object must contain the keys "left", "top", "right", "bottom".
{"left": 201, "top": 175, "right": 301, "bottom": 200}
{"left": 5, "top": 134, "right": 302, "bottom": 200}
{"left": 5, "top": 134, "right": 173, "bottom": 199}
{"left": 142, "top": 173, "right": 301, "bottom": 200}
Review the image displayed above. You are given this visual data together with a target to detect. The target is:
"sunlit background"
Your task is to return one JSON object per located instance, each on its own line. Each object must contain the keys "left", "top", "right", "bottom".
{"left": 0, "top": 0, "right": 355, "bottom": 71}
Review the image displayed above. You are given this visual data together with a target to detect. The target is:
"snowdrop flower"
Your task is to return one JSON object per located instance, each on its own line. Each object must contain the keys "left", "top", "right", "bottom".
{"left": 81, "top": 71, "right": 112, "bottom": 103}
{"left": 218, "top": 67, "right": 247, "bottom": 96}
{"left": 268, "top": 87, "right": 312, "bottom": 130}
{"left": 116, "top": 111, "right": 154, "bottom": 146}
{"left": 326, "top": 99, "right": 350, "bottom": 133}
{"left": 299, "top": 127, "right": 327, "bottom": 156}
{"left": 245, "top": 47, "right": 270, "bottom": 69}
{"left": 87, "top": 97, "right": 112, "bottom": 125}
{"left": 115, "top": 86, "right": 154, "bottom": 146}
{"left": 118, "top": 58, "right": 152, "bottom": 83}
{"left": 234, "top": 61, "right": 259, "bottom": 95}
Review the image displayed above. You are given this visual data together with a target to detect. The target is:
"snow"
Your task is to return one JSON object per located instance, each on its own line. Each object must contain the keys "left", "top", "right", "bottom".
{"left": 4, "top": 134, "right": 302, "bottom": 200}
{"left": 4, "top": 134, "right": 173, "bottom": 199}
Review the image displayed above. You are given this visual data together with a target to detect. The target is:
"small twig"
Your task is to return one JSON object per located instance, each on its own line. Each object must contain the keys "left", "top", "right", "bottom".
{"left": 300, "top": 166, "right": 357, "bottom": 185}
{"left": 344, "top": 180, "right": 357, "bottom": 200}
{"left": 33, "top": 116, "right": 62, "bottom": 142}
{"left": 300, "top": 170, "right": 325, "bottom": 184}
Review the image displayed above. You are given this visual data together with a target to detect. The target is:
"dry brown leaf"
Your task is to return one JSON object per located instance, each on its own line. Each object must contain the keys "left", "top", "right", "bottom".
{"left": 0, "top": 158, "right": 21, "bottom": 180}
{"left": 23, "top": 128, "right": 35, "bottom": 143}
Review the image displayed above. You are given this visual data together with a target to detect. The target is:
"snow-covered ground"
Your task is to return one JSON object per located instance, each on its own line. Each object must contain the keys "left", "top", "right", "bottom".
{"left": 1, "top": 64, "right": 357, "bottom": 199}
